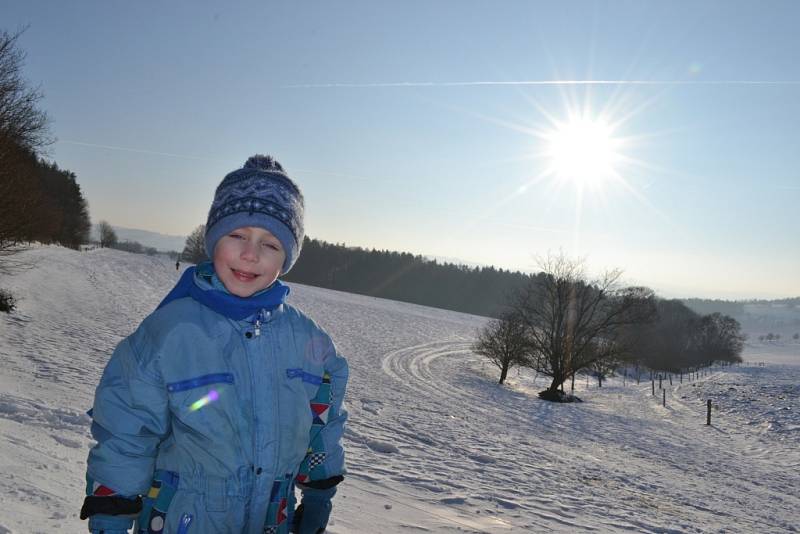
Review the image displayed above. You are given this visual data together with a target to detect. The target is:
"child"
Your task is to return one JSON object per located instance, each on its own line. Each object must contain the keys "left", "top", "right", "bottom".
{"left": 80, "top": 155, "right": 348, "bottom": 534}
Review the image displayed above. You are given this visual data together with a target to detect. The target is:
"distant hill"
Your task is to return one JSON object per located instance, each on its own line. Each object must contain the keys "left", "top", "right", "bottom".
{"left": 683, "top": 297, "right": 800, "bottom": 337}
{"left": 90, "top": 224, "right": 186, "bottom": 253}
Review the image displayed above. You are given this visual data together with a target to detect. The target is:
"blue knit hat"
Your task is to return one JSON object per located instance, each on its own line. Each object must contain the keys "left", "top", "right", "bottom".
{"left": 205, "top": 155, "right": 304, "bottom": 274}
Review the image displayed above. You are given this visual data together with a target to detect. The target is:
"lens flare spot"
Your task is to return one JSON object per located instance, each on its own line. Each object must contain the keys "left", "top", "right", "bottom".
{"left": 189, "top": 389, "right": 219, "bottom": 411}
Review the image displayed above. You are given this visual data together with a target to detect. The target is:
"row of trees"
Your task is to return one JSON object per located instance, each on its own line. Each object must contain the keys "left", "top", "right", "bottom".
{"left": 623, "top": 300, "right": 745, "bottom": 372}
{"left": 758, "top": 332, "right": 800, "bottom": 343}
{"left": 474, "top": 254, "right": 745, "bottom": 401}
{"left": 177, "top": 227, "right": 535, "bottom": 317}
{"left": 284, "top": 237, "right": 534, "bottom": 317}
{"left": 1, "top": 29, "right": 91, "bottom": 277}
{"left": 96, "top": 221, "right": 172, "bottom": 257}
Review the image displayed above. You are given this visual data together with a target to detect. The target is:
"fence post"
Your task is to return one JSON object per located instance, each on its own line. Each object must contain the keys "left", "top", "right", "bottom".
{"left": 659, "top": 376, "right": 662, "bottom": 390}
{"left": 652, "top": 380, "right": 655, "bottom": 396}
{"left": 662, "top": 388, "right": 666, "bottom": 407}
{"left": 669, "top": 374, "right": 672, "bottom": 386}
{"left": 706, "top": 399, "right": 712, "bottom": 425}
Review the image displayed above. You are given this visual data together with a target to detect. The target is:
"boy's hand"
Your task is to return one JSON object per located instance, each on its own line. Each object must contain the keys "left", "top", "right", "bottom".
{"left": 81, "top": 483, "right": 141, "bottom": 533}
{"left": 80, "top": 494, "right": 142, "bottom": 519}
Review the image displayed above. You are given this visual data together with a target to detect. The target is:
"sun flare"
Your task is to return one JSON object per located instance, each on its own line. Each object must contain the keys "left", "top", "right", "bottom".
{"left": 545, "top": 116, "right": 623, "bottom": 188}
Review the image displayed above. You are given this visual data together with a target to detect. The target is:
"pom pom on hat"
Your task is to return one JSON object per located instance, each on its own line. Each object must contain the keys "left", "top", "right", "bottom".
{"left": 243, "top": 154, "right": 284, "bottom": 172}
{"left": 205, "top": 155, "right": 304, "bottom": 274}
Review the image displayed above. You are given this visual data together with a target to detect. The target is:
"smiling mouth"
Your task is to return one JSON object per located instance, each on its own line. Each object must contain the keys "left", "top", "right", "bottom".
{"left": 232, "top": 269, "right": 259, "bottom": 281}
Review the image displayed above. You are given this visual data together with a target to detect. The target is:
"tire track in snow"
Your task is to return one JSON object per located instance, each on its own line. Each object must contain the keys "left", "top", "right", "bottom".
{"left": 381, "top": 339, "right": 480, "bottom": 401}
{"left": 377, "top": 340, "right": 646, "bottom": 533}
{"left": 378, "top": 340, "right": 799, "bottom": 533}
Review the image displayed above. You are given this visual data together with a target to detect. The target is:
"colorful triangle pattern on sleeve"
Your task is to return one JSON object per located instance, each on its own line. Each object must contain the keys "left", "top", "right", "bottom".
{"left": 296, "top": 372, "right": 333, "bottom": 484}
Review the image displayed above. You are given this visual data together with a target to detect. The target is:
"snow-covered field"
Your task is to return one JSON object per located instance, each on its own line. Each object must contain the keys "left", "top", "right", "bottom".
{"left": 0, "top": 246, "right": 798, "bottom": 533}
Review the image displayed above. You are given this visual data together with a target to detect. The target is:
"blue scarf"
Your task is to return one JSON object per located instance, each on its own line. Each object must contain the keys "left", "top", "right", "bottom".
{"left": 157, "top": 262, "right": 289, "bottom": 320}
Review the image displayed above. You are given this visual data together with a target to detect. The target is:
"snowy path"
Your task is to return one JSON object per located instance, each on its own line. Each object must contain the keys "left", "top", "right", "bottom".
{"left": 0, "top": 246, "right": 798, "bottom": 533}
{"left": 348, "top": 336, "right": 798, "bottom": 533}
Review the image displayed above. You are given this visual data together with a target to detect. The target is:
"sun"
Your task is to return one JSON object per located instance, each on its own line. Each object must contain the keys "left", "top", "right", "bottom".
{"left": 544, "top": 115, "right": 623, "bottom": 189}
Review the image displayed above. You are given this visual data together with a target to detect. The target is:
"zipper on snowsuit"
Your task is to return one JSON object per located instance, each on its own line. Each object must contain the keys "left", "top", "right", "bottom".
{"left": 176, "top": 512, "right": 193, "bottom": 534}
{"left": 254, "top": 308, "right": 271, "bottom": 337}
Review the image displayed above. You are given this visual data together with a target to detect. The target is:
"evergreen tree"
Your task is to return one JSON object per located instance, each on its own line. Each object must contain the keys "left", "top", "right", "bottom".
{"left": 284, "top": 237, "right": 533, "bottom": 317}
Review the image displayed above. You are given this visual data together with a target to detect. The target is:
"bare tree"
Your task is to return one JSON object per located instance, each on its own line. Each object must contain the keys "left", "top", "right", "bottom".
{"left": 0, "top": 27, "right": 51, "bottom": 154}
{"left": 97, "top": 220, "right": 117, "bottom": 248}
{"left": 515, "top": 253, "right": 655, "bottom": 401}
{"left": 181, "top": 224, "right": 208, "bottom": 265}
{"left": 586, "top": 339, "right": 622, "bottom": 388}
{"left": 472, "top": 312, "right": 529, "bottom": 384}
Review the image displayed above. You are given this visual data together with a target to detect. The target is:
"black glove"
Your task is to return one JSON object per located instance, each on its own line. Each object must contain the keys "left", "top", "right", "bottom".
{"left": 81, "top": 493, "right": 142, "bottom": 534}
{"left": 80, "top": 494, "right": 142, "bottom": 520}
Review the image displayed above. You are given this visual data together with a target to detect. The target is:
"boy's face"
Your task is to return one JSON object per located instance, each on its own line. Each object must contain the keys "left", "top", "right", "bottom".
{"left": 213, "top": 226, "right": 285, "bottom": 297}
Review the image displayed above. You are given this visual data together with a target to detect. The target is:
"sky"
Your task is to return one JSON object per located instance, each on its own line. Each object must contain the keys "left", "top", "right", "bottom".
{"left": 2, "top": 0, "right": 798, "bottom": 300}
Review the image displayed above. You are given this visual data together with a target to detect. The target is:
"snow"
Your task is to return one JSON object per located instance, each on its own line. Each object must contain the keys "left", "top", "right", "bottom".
{"left": 0, "top": 245, "right": 798, "bottom": 533}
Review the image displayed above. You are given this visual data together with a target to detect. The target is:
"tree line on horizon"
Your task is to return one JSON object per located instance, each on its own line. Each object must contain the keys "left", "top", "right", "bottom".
{"left": 177, "top": 226, "right": 535, "bottom": 317}
{"left": 684, "top": 296, "right": 800, "bottom": 311}
{"left": 93, "top": 221, "right": 173, "bottom": 258}
{"left": 283, "top": 236, "right": 537, "bottom": 318}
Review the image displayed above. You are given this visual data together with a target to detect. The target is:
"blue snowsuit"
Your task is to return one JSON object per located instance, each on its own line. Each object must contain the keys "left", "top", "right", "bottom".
{"left": 85, "top": 267, "right": 348, "bottom": 533}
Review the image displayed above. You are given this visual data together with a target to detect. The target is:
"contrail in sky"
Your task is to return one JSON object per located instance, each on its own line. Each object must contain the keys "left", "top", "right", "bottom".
{"left": 282, "top": 80, "right": 800, "bottom": 88}
{"left": 59, "top": 140, "right": 223, "bottom": 161}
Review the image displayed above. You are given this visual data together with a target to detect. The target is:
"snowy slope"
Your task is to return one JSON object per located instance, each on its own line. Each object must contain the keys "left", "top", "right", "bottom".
{"left": 0, "top": 246, "right": 798, "bottom": 533}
